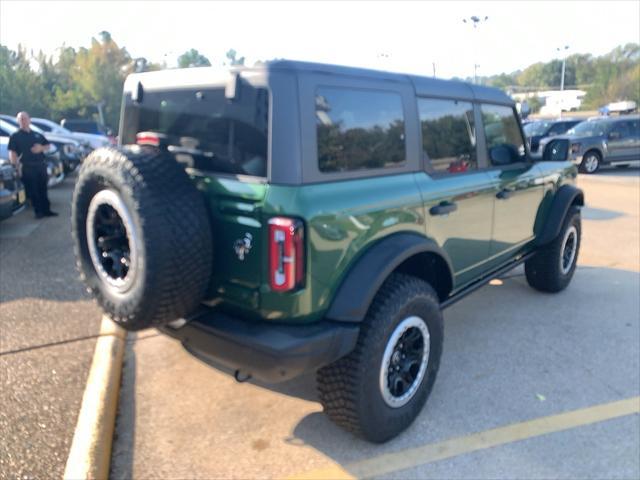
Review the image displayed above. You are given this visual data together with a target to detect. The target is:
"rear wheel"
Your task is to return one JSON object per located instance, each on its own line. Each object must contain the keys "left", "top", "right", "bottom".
{"left": 72, "top": 147, "right": 213, "bottom": 331}
{"left": 317, "top": 273, "right": 443, "bottom": 443}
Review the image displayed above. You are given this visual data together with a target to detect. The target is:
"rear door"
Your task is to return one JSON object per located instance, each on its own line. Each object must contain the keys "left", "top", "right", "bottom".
{"left": 415, "top": 98, "right": 495, "bottom": 288}
{"left": 607, "top": 119, "right": 640, "bottom": 162}
{"left": 480, "top": 104, "right": 545, "bottom": 263}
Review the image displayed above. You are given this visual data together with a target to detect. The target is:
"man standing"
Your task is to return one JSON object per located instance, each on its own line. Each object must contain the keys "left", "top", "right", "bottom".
{"left": 8, "top": 111, "right": 58, "bottom": 218}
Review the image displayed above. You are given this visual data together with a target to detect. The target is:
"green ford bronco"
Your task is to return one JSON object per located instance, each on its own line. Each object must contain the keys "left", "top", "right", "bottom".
{"left": 72, "top": 61, "right": 583, "bottom": 442}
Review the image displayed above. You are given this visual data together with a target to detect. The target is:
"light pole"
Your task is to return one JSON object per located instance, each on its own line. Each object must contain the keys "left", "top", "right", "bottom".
{"left": 463, "top": 15, "right": 489, "bottom": 84}
{"left": 557, "top": 45, "right": 570, "bottom": 91}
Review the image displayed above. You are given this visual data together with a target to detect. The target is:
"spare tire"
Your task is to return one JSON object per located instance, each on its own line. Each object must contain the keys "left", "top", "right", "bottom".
{"left": 72, "top": 147, "right": 213, "bottom": 331}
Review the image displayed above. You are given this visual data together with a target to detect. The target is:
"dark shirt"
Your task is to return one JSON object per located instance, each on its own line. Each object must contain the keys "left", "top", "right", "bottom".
{"left": 8, "top": 129, "right": 50, "bottom": 166}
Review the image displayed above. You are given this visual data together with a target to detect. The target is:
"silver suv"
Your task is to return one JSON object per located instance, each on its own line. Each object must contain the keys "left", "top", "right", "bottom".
{"left": 548, "top": 115, "right": 640, "bottom": 173}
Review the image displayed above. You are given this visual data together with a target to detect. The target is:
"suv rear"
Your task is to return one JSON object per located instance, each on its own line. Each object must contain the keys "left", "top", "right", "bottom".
{"left": 72, "top": 61, "right": 584, "bottom": 442}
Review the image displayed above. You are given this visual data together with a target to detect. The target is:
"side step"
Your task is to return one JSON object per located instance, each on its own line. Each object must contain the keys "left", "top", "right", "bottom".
{"left": 441, "top": 252, "right": 534, "bottom": 309}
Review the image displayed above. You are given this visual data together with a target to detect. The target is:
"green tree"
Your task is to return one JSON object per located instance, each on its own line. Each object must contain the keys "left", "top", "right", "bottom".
{"left": 177, "top": 49, "right": 211, "bottom": 68}
{"left": 225, "top": 49, "right": 245, "bottom": 66}
{"left": 0, "top": 44, "right": 49, "bottom": 117}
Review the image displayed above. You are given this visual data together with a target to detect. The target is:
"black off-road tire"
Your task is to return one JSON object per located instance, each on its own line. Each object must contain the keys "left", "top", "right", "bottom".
{"left": 317, "top": 273, "right": 443, "bottom": 443}
{"left": 525, "top": 206, "right": 581, "bottom": 293}
{"left": 72, "top": 147, "right": 213, "bottom": 331}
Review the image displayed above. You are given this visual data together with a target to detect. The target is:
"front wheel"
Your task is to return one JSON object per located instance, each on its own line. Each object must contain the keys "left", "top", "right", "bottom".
{"left": 579, "top": 151, "right": 601, "bottom": 174}
{"left": 525, "top": 207, "right": 581, "bottom": 293}
{"left": 317, "top": 273, "right": 443, "bottom": 443}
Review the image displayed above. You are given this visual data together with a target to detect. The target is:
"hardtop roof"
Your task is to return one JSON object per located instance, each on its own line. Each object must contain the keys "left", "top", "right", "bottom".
{"left": 126, "top": 59, "right": 514, "bottom": 106}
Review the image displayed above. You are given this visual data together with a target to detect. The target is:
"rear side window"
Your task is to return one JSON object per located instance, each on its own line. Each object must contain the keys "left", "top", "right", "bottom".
{"left": 481, "top": 104, "right": 526, "bottom": 166}
{"left": 315, "top": 87, "right": 405, "bottom": 173}
{"left": 122, "top": 86, "right": 269, "bottom": 177}
{"left": 612, "top": 120, "right": 639, "bottom": 138}
{"left": 418, "top": 98, "right": 477, "bottom": 175}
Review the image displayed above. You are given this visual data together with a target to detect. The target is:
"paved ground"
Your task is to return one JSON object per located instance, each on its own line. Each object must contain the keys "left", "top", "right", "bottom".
{"left": 0, "top": 176, "right": 103, "bottom": 479}
{"left": 111, "top": 168, "right": 640, "bottom": 479}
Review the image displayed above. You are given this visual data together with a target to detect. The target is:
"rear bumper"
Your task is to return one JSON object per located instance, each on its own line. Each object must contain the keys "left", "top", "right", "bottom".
{"left": 160, "top": 309, "right": 360, "bottom": 383}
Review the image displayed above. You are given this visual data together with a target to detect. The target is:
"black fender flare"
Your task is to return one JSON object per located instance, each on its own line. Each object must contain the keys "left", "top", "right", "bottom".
{"left": 536, "top": 184, "right": 584, "bottom": 246}
{"left": 325, "top": 233, "right": 454, "bottom": 323}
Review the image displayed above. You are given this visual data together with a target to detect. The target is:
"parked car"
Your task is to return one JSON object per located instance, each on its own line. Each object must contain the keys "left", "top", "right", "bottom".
{"left": 548, "top": 115, "right": 640, "bottom": 173}
{"left": 523, "top": 118, "right": 582, "bottom": 153}
{"left": 0, "top": 141, "right": 27, "bottom": 220}
{"left": 0, "top": 114, "right": 84, "bottom": 173}
{"left": 72, "top": 60, "right": 584, "bottom": 443}
{"left": 0, "top": 119, "right": 65, "bottom": 187}
{"left": 61, "top": 119, "right": 116, "bottom": 145}
{"left": 31, "top": 117, "right": 109, "bottom": 151}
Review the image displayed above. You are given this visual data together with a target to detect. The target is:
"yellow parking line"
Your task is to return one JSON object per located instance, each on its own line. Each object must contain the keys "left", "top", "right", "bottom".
{"left": 288, "top": 396, "right": 640, "bottom": 480}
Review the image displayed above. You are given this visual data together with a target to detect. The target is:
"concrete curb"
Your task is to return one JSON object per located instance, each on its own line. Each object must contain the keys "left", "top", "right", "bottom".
{"left": 64, "top": 316, "right": 127, "bottom": 480}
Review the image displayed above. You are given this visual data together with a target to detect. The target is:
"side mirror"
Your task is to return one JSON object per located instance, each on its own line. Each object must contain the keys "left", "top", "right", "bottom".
{"left": 542, "top": 139, "right": 569, "bottom": 161}
{"left": 489, "top": 144, "right": 518, "bottom": 165}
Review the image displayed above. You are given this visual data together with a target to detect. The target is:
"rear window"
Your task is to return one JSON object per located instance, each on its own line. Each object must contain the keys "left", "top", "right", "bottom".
{"left": 315, "top": 87, "right": 406, "bottom": 173}
{"left": 121, "top": 86, "right": 269, "bottom": 177}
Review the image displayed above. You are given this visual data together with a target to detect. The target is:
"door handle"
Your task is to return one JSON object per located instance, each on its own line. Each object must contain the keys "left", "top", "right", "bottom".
{"left": 429, "top": 201, "right": 457, "bottom": 216}
{"left": 496, "top": 189, "right": 515, "bottom": 200}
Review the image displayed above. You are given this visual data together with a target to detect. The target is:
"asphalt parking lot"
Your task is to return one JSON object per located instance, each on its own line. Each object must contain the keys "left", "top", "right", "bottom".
{"left": 0, "top": 167, "right": 638, "bottom": 479}
{"left": 110, "top": 167, "right": 640, "bottom": 479}
{"left": 0, "top": 176, "right": 103, "bottom": 479}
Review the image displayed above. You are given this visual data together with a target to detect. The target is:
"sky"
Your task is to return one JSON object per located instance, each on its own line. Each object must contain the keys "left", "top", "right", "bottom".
{"left": 1, "top": 1, "right": 639, "bottom": 80}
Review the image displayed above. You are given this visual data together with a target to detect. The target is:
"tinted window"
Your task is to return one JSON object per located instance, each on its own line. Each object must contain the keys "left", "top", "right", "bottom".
{"left": 548, "top": 122, "right": 569, "bottom": 135}
{"left": 481, "top": 104, "right": 526, "bottom": 166}
{"left": 418, "top": 98, "right": 476, "bottom": 175}
{"left": 611, "top": 120, "right": 639, "bottom": 139}
{"left": 610, "top": 121, "right": 631, "bottom": 138}
{"left": 567, "top": 120, "right": 608, "bottom": 137}
{"left": 523, "top": 121, "right": 551, "bottom": 137}
{"left": 65, "top": 121, "right": 105, "bottom": 135}
{"left": 316, "top": 87, "right": 405, "bottom": 173}
{"left": 122, "top": 86, "right": 269, "bottom": 177}
{"left": 32, "top": 121, "right": 52, "bottom": 132}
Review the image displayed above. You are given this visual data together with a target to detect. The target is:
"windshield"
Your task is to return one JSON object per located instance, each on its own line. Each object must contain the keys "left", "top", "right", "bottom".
{"left": 523, "top": 121, "right": 551, "bottom": 137}
{"left": 0, "top": 117, "right": 46, "bottom": 135}
{"left": 65, "top": 121, "right": 107, "bottom": 135}
{"left": 121, "top": 85, "right": 269, "bottom": 177}
{"left": 567, "top": 120, "right": 609, "bottom": 137}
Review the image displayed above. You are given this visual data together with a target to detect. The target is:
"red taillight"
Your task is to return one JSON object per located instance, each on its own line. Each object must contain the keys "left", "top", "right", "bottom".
{"left": 268, "top": 217, "right": 305, "bottom": 292}
{"left": 136, "top": 131, "right": 164, "bottom": 147}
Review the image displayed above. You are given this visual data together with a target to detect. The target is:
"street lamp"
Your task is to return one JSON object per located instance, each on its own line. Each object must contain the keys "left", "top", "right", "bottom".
{"left": 463, "top": 16, "right": 489, "bottom": 84}
{"left": 557, "top": 45, "right": 570, "bottom": 91}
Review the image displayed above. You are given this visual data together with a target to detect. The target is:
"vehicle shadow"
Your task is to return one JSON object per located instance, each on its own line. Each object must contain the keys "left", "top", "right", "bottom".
{"left": 275, "top": 265, "right": 640, "bottom": 474}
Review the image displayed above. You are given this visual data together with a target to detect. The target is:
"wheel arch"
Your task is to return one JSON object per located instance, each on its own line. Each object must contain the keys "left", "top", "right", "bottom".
{"left": 325, "top": 233, "right": 454, "bottom": 323}
{"left": 535, "top": 184, "right": 584, "bottom": 246}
